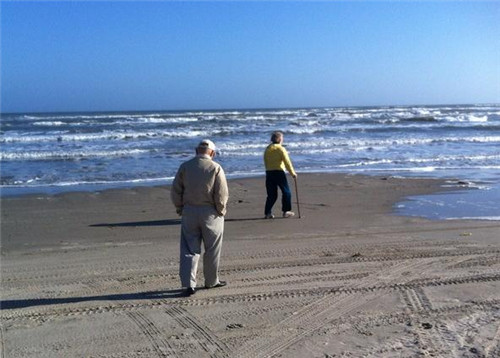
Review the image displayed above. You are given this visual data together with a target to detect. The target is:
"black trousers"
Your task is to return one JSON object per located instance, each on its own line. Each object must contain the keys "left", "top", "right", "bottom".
{"left": 265, "top": 170, "right": 292, "bottom": 215}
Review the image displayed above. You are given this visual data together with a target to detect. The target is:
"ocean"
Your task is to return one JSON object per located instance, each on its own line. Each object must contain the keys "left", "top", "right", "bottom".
{"left": 1, "top": 104, "right": 499, "bottom": 220}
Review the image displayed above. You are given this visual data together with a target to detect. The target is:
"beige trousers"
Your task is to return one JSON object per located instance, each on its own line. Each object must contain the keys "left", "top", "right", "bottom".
{"left": 179, "top": 205, "right": 224, "bottom": 289}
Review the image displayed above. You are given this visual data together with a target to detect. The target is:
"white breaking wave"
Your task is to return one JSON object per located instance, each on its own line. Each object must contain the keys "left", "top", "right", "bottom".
{"left": 19, "top": 113, "right": 164, "bottom": 121}
{"left": 333, "top": 156, "right": 500, "bottom": 169}
{"left": 446, "top": 216, "right": 500, "bottom": 221}
{"left": 0, "top": 129, "right": 216, "bottom": 143}
{"left": 33, "top": 121, "right": 66, "bottom": 126}
{"left": 443, "top": 115, "right": 488, "bottom": 122}
{"left": 218, "top": 142, "right": 267, "bottom": 151}
{"left": 283, "top": 136, "right": 500, "bottom": 150}
{"left": 395, "top": 154, "right": 500, "bottom": 163}
{"left": 287, "top": 127, "right": 322, "bottom": 134}
{"left": 0, "top": 176, "right": 174, "bottom": 188}
{"left": 337, "top": 159, "right": 394, "bottom": 167}
{"left": 0, "top": 149, "right": 150, "bottom": 161}
{"left": 115, "top": 116, "right": 199, "bottom": 124}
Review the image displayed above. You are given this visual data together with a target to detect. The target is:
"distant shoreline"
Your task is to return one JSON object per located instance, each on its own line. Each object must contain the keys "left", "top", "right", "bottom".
{"left": 0, "top": 170, "right": 452, "bottom": 199}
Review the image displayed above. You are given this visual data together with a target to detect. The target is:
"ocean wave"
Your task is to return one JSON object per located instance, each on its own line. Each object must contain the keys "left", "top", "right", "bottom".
{"left": 2, "top": 105, "right": 500, "bottom": 198}
{"left": 0, "top": 149, "right": 151, "bottom": 161}
{"left": 405, "top": 154, "right": 500, "bottom": 163}
{"left": 337, "top": 159, "right": 394, "bottom": 167}
{"left": 334, "top": 108, "right": 496, "bottom": 124}
{"left": 338, "top": 166, "right": 440, "bottom": 173}
{"left": 222, "top": 151, "right": 264, "bottom": 157}
{"left": 283, "top": 136, "right": 500, "bottom": 149}
{"left": 0, "top": 129, "right": 215, "bottom": 143}
{"left": 5, "top": 131, "right": 498, "bottom": 149}
{"left": 329, "top": 155, "right": 500, "bottom": 169}
{"left": 17, "top": 113, "right": 165, "bottom": 121}
{"left": 399, "top": 116, "right": 437, "bottom": 123}
{"left": 443, "top": 115, "right": 488, "bottom": 122}
{"left": 446, "top": 216, "right": 500, "bottom": 221}
{"left": 7, "top": 106, "right": 498, "bottom": 122}
{"left": 218, "top": 142, "right": 267, "bottom": 151}
{"left": 287, "top": 127, "right": 322, "bottom": 134}
{"left": 21, "top": 114, "right": 202, "bottom": 127}
{"left": 4, "top": 108, "right": 499, "bottom": 141}
{"left": 115, "top": 116, "right": 199, "bottom": 124}
{"left": 0, "top": 176, "right": 173, "bottom": 188}
{"left": 32, "top": 121, "right": 66, "bottom": 126}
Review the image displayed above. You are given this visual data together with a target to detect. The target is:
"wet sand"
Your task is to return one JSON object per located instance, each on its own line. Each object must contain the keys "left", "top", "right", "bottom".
{"left": 1, "top": 173, "right": 499, "bottom": 357}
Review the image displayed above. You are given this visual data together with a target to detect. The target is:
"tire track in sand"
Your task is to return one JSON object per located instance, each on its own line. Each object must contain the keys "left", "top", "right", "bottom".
{"left": 126, "top": 311, "right": 178, "bottom": 358}
{"left": 400, "top": 287, "right": 454, "bottom": 357}
{"left": 486, "top": 323, "right": 500, "bottom": 357}
{"left": 164, "top": 306, "right": 230, "bottom": 358}
{"left": 234, "top": 258, "right": 441, "bottom": 358}
{"left": 0, "top": 320, "right": 5, "bottom": 358}
{"left": 2, "top": 272, "right": 499, "bottom": 322}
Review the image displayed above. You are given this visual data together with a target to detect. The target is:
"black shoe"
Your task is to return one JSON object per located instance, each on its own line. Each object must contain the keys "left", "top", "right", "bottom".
{"left": 183, "top": 287, "right": 196, "bottom": 296}
{"left": 215, "top": 281, "right": 227, "bottom": 288}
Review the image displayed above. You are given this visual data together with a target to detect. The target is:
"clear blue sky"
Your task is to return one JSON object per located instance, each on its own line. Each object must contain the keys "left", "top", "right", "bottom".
{"left": 1, "top": 1, "right": 499, "bottom": 113}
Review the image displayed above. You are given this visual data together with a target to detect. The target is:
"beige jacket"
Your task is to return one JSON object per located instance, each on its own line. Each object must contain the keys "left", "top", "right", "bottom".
{"left": 171, "top": 155, "right": 229, "bottom": 216}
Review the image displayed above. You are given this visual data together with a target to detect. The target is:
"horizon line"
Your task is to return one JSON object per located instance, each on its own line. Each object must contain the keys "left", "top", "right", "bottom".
{"left": 2, "top": 102, "right": 499, "bottom": 116}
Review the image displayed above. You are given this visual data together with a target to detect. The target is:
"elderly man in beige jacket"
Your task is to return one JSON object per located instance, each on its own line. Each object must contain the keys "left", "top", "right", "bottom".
{"left": 171, "top": 139, "right": 229, "bottom": 296}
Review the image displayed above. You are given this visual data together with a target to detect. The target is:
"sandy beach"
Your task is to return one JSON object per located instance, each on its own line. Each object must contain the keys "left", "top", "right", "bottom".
{"left": 1, "top": 173, "right": 499, "bottom": 357}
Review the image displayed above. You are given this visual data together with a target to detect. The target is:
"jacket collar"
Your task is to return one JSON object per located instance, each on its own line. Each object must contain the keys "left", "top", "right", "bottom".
{"left": 196, "top": 154, "right": 212, "bottom": 159}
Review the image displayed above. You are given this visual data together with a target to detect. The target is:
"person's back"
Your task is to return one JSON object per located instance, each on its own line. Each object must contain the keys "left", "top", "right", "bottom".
{"left": 173, "top": 155, "right": 227, "bottom": 215}
{"left": 171, "top": 139, "right": 229, "bottom": 297}
{"left": 264, "top": 143, "right": 294, "bottom": 174}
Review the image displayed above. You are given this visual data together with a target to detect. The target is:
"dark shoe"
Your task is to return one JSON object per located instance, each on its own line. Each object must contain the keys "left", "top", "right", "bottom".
{"left": 264, "top": 214, "right": 275, "bottom": 219}
{"left": 183, "top": 287, "right": 196, "bottom": 296}
{"left": 206, "top": 280, "right": 227, "bottom": 289}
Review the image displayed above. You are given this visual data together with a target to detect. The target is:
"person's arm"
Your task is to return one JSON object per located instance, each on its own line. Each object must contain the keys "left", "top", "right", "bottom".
{"left": 170, "top": 166, "right": 185, "bottom": 215}
{"left": 213, "top": 166, "right": 229, "bottom": 216}
{"left": 263, "top": 145, "right": 270, "bottom": 170}
{"left": 281, "top": 147, "right": 297, "bottom": 178}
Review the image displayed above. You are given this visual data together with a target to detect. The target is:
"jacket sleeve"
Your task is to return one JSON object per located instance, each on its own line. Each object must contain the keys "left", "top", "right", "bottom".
{"left": 213, "top": 166, "right": 229, "bottom": 216}
{"left": 281, "top": 147, "right": 297, "bottom": 177}
{"left": 170, "top": 166, "right": 184, "bottom": 215}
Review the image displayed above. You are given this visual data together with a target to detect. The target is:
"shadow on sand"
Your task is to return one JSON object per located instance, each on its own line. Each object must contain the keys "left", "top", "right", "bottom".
{"left": 90, "top": 219, "right": 181, "bottom": 227}
{"left": 0, "top": 289, "right": 188, "bottom": 310}
{"left": 89, "top": 217, "right": 265, "bottom": 228}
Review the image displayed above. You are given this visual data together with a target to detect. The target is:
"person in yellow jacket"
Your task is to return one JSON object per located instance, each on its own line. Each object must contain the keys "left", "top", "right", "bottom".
{"left": 263, "top": 131, "right": 297, "bottom": 219}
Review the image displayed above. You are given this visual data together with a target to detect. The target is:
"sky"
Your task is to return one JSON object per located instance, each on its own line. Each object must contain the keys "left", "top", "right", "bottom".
{"left": 1, "top": 1, "right": 499, "bottom": 113}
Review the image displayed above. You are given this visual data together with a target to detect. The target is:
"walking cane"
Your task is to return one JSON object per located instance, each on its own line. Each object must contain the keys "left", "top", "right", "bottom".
{"left": 293, "top": 176, "right": 302, "bottom": 218}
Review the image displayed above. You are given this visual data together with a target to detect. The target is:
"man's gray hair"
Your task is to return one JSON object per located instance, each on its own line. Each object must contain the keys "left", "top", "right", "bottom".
{"left": 271, "top": 131, "right": 283, "bottom": 144}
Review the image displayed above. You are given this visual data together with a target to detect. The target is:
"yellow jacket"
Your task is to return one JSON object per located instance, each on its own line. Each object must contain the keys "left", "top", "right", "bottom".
{"left": 264, "top": 143, "right": 296, "bottom": 176}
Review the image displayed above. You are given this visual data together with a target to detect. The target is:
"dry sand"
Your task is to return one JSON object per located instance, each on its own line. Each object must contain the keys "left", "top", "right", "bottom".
{"left": 1, "top": 173, "right": 499, "bottom": 357}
